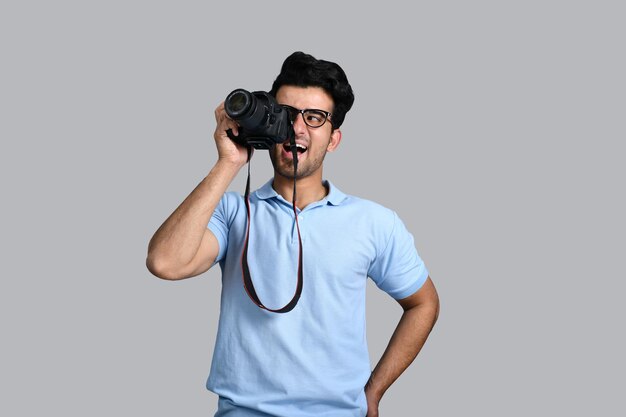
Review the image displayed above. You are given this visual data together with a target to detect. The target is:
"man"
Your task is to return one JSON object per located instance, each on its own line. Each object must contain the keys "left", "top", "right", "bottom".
{"left": 147, "top": 51, "right": 439, "bottom": 417}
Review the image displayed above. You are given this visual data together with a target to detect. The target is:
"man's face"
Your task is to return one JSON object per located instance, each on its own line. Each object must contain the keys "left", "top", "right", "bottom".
{"left": 270, "top": 86, "right": 341, "bottom": 180}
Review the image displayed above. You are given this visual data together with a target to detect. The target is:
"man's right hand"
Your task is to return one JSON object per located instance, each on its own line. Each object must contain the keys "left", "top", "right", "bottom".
{"left": 213, "top": 102, "right": 251, "bottom": 168}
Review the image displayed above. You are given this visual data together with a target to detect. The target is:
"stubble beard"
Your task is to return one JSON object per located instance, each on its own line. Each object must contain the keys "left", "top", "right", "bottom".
{"left": 269, "top": 146, "right": 327, "bottom": 180}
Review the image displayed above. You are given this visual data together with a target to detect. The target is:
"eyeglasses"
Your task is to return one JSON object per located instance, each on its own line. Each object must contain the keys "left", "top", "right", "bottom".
{"left": 281, "top": 105, "right": 333, "bottom": 128}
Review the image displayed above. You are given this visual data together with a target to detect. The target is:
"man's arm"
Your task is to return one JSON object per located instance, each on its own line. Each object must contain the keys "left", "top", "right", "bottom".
{"left": 365, "top": 276, "right": 440, "bottom": 416}
{"left": 146, "top": 103, "right": 248, "bottom": 280}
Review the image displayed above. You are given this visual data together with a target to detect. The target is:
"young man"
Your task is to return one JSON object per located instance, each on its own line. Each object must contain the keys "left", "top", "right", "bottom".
{"left": 147, "top": 52, "right": 439, "bottom": 417}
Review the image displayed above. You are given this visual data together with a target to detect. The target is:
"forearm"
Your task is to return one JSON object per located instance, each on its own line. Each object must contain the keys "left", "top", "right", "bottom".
{"left": 146, "top": 159, "right": 241, "bottom": 276}
{"left": 366, "top": 301, "right": 439, "bottom": 403}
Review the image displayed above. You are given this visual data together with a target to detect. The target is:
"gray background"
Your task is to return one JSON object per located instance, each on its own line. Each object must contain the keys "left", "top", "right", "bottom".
{"left": 1, "top": 0, "right": 624, "bottom": 415}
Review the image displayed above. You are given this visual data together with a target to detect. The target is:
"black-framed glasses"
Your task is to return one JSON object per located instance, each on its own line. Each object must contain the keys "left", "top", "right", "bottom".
{"left": 281, "top": 105, "right": 332, "bottom": 128}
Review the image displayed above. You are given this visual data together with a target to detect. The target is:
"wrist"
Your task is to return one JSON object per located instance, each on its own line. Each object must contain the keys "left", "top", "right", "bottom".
{"left": 364, "top": 375, "right": 384, "bottom": 402}
{"left": 202, "top": 158, "right": 244, "bottom": 189}
{"left": 215, "top": 155, "right": 247, "bottom": 171}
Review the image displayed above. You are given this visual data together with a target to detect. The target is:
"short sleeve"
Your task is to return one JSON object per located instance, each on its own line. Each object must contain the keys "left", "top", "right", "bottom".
{"left": 368, "top": 212, "right": 429, "bottom": 300}
{"left": 207, "top": 192, "right": 234, "bottom": 264}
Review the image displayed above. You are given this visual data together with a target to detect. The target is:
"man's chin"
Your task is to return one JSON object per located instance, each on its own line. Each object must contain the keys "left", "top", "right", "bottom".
{"left": 274, "top": 166, "right": 299, "bottom": 180}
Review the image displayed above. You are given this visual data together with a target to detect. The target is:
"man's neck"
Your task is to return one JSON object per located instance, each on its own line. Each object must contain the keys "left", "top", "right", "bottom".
{"left": 272, "top": 173, "right": 328, "bottom": 210}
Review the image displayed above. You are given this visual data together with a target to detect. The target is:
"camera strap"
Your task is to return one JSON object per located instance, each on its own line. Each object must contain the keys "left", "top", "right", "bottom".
{"left": 240, "top": 142, "right": 303, "bottom": 313}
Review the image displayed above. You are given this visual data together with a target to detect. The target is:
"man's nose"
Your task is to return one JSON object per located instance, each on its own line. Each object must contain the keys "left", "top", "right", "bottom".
{"left": 292, "top": 113, "right": 307, "bottom": 135}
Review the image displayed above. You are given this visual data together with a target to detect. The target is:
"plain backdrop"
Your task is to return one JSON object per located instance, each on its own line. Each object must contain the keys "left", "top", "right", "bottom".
{"left": 1, "top": 1, "right": 624, "bottom": 416}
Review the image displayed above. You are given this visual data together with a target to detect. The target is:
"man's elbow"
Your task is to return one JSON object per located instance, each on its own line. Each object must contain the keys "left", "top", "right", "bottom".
{"left": 424, "top": 284, "right": 440, "bottom": 322}
{"left": 418, "top": 286, "right": 440, "bottom": 328}
{"left": 430, "top": 295, "right": 440, "bottom": 326}
{"left": 146, "top": 255, "right": 186, "bottom": 281}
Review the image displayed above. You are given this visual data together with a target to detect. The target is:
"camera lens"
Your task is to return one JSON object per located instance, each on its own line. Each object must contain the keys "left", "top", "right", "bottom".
{"left": 225, "top": 89, "right": 253, "bottom": 119}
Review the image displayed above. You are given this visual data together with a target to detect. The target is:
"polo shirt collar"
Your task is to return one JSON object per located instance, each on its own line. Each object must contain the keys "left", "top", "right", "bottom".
{"left": 255, "top": 178, "right": 347, "bottom": 206}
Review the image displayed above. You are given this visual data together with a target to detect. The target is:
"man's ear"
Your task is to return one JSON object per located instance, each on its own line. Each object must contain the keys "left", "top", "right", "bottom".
{"left": 327, "top": 129, "right": 342, "bottom": 152}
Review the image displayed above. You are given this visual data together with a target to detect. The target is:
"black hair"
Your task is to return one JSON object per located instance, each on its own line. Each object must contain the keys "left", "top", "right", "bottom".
{"left": 269, "top": 51, "right": 355, "bottom": 129}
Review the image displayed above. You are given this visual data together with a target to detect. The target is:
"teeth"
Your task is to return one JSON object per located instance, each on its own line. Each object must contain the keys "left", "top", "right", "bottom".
{"left": 284, "top": 142, "right": 308, "bottom": 153}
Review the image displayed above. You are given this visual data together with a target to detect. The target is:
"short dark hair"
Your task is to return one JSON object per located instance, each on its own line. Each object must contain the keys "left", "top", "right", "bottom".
{"left": 270, "top": 51, "right": 355, "bottom": 129}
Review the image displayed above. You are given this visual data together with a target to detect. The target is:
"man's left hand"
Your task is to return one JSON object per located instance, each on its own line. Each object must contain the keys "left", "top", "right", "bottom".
{"left": 365, "top": 388, "right": 380, "bottom": 417}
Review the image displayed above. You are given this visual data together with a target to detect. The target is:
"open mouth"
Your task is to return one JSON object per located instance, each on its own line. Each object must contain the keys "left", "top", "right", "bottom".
{"left": 283, "top": 142, "right": 308, "bottom": 155}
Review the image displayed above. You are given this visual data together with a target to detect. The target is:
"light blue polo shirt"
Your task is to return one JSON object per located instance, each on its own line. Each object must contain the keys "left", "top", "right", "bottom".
{"left": 206, "top": 179, "right": 429, "bottom": 417}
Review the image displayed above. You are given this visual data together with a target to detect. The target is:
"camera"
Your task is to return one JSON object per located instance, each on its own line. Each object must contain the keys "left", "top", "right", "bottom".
{"left": 224, "top": 89, "right": 294, "bottom": 149}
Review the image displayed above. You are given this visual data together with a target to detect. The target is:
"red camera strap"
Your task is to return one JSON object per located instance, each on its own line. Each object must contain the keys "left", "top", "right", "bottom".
{"left": 240, "top": 143, "right": 303, "bottom": 313}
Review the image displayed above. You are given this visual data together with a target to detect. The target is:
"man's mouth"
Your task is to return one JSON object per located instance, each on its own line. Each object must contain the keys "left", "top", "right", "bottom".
{"left": 283, "top": 142, "right": 308, "bottom": 155}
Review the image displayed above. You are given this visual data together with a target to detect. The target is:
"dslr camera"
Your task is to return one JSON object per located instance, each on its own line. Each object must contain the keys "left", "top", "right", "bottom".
{"left": 224, "top": 89, "right": 294, "bottom": 149}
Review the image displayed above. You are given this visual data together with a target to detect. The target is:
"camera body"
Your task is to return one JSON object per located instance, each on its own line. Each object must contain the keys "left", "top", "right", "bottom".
{"left": 224, "top": 89, "right": 294, "bottom": 149}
